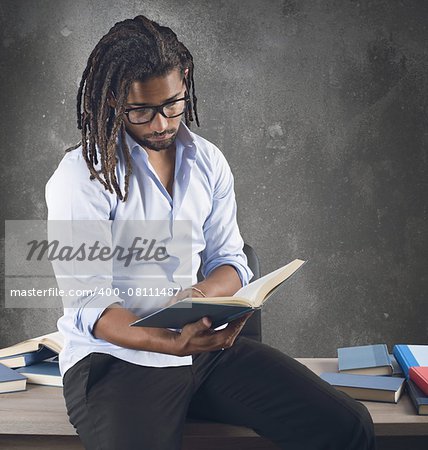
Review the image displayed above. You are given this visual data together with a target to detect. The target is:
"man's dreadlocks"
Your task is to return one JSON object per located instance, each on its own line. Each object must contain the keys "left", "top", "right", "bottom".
{"left": 66, "top": 14, "right": 199, "bottom": 202}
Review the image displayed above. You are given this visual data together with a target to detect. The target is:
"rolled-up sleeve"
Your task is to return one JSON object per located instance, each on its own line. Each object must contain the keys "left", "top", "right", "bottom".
{"left": 45, "top": 153, "right": 124, "bottom": 337}
{"left": 200, "top": 148, "right": 253, "bottom": 287}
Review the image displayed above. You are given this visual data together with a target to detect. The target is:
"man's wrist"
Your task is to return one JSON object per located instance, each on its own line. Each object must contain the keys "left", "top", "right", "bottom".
{"left": 137, "top": 327, "right": 184, "bottom": 356}
{"left": 193, "top": 281, "right": 216, "bottom": 297}
{"left": 171, "top": 332, "right": 186, "bottom": 357}
{"left": 196, "top": 265, "right": 242, "bottom": 298}
{"left": 191, "top": 286, "right": 206, "bottom": 297}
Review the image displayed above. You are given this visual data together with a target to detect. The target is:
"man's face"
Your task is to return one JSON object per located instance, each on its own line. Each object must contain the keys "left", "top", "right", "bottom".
{"left": 109, "top": 68, "right": 188, "bottom": 152}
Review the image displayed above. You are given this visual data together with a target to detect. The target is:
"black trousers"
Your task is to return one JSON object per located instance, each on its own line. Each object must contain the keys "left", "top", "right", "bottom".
{"left": 63, "top": 336, "right": 376, "bottom": 450}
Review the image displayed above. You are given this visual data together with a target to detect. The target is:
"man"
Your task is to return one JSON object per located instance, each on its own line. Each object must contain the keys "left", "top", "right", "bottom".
{"left": 46, "top": 14, "right": 376, "bottom": 450}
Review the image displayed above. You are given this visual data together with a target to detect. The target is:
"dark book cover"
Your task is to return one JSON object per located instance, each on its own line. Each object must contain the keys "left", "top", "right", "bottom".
{"left": 406, "top": 379, "right": 428, "bottom": 415}
{"left": 130, "top": 300, "right": 256, "bottom": 330}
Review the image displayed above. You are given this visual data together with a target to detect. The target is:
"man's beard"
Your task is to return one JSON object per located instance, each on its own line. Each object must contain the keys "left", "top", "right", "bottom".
{"left": 138, "top": 129, "right": 178, "bottom": 151}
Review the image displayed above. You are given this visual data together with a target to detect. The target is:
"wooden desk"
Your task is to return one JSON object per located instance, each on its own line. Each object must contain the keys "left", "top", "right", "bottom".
{"left": 0, "top": 358, "right": 427, "bottom": 450}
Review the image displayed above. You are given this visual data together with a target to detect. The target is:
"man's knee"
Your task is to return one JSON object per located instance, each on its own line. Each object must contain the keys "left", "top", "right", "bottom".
{"left": 334, "top": 401, "right": 376, "bottom": 450}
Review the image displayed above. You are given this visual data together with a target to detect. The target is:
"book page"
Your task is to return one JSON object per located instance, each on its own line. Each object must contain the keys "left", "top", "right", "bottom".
{"left": 38, "top": 331, "right": 64, "bottom": 352}
{"left": 233, "top": 259, "right": 306, "bottom": 307}
{"left": 0, "top": 331, "right": 63, "bottom": 358}
{"left": 233, "top": 266, "right": 287, "bottom": 305}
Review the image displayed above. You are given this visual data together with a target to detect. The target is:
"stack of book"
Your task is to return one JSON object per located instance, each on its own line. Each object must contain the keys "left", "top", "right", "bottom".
{"left": 0, "top": 331, "right": 63, "bottom": 393}
{"left": 393, "top": 344, "right": 428, "bottom": 415}
{"left": 319, "top": 343, "right": 428, "bottom": 415}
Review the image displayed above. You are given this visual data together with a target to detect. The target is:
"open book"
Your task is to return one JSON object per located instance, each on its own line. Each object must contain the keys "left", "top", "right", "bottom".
{"left": 130, "top": 258, "right": 306, "bottom": 330}
{"left": 0, "top": 331, "right": 63, "bottom": 359}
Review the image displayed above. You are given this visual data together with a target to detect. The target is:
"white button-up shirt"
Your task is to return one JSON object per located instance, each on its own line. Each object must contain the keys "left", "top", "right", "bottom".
{"left": 46, "top": 122, "right": 253, "bottom": 377}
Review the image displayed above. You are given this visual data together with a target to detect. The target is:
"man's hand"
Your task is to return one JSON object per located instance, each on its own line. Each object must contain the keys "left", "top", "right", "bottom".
{"left": 173, "top": 311, "right": 254, "bottom": 356}
{"left": 166, "top": 279, "right": 253, "bottom": 356}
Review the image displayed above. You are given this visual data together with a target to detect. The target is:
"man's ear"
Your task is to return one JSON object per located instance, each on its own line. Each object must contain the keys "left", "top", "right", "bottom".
{"left": 183, "top": 68, "right": 190, "bottom": 93}
{"left": 107, "top": 91, "right": 117, "bottom": 109}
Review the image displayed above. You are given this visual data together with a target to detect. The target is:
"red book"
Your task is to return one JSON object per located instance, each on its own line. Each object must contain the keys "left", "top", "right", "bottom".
{"left": 409, "top": 367, "right": 428, "bottom": 396}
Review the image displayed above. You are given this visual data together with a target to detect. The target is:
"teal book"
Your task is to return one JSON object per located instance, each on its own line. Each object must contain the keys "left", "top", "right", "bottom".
{"left": 338, "top": 344, "right": 393, "bottom": 376}
{"left": 320, "top": 372, "right": 405, "bottom": 403}
{"left": 130, "top": 259, "right": 306, "bottom": 329}
{"left": 393, "top": 345, "right": 428, "bottom": 378}
{"left": 0, "top": 363, "right": 27, "bottom": 393}
{"left": 406, "top": 379, "right": 428, "bottom": 415}
{"left": 16, "top": 361, "right": 62, "bottom": 387}
{"left": 0, "top": 346, "right": 57, "bottom": 369}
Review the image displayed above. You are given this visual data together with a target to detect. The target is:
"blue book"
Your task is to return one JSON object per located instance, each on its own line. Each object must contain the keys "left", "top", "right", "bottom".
{"left": 389, "top": 354, "right": 404, "bottom": 376}
{"left": 0, "top": 363, "right": 27, "bottom": 393}
{"left": 406, "top": 379, "right": 428, "bottom": 415}
{"left": 393, "top": 345, "right": 428, "bottom": 378}
{"left": 0, "top": 346, "right": 57, "bottom": 369}
{"left": 338, "top": 344, "right": 393, "bottom": 376}
{"left": 320, "top": 372, "right": 405, "bottom": 403}
{"left": 16, "top": 361, "right": 62, "bottom": 387}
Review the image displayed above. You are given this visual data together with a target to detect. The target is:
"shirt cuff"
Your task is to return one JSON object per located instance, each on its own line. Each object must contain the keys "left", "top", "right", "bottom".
{"left": 202, "top": 258, "right": 254, "bottom": 287}
{"left": 74, "top": 297, "right": 125, "bottom": 337}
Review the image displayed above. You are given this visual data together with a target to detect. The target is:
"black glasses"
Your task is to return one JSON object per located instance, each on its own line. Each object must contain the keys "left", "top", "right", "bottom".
{"left": 123, "top": 95, "right": 190, "bottom": 125}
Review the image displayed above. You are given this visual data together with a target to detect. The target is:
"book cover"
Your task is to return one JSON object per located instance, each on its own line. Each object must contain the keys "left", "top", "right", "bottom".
{"left": 320, "top": 372, "right": 405, "bottom": 403}
{"left": 130, "top": 259, "right": 306, "bottom": 329}
{"left": 0, "top": 363, "right": 27, "bottom": 393}
{"left": 406, "top": 379, "right": 428, "bottom": 415}
{"left": 132, "top": 301, "right": 255, "bottom": 330}
{"left": 0, "top": 346, "right": 57, "bottom": 369}
{"left": 16, "top": 361, "right": 62, "bottom": 387}
{"left": 409, "top": 367, "right": 428, "bottom": 396}
{"left": 393, "top": 345, "right": 428, "bottom": 378}
{"left": 338, "top": 344, "right": 393, "bottom": 376}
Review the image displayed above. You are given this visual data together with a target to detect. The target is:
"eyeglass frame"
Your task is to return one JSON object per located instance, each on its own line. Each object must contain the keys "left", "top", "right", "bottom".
{"left": 126, "top": 95, "right": 190, "bottom": 124}
{"left": 110, "top": 88, "right": 191, "bottom": 125}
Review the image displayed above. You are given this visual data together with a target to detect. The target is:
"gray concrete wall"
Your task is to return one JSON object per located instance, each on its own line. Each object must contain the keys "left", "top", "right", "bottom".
{"left": 1, "top": 0, "right": 427, "bottom": 356}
